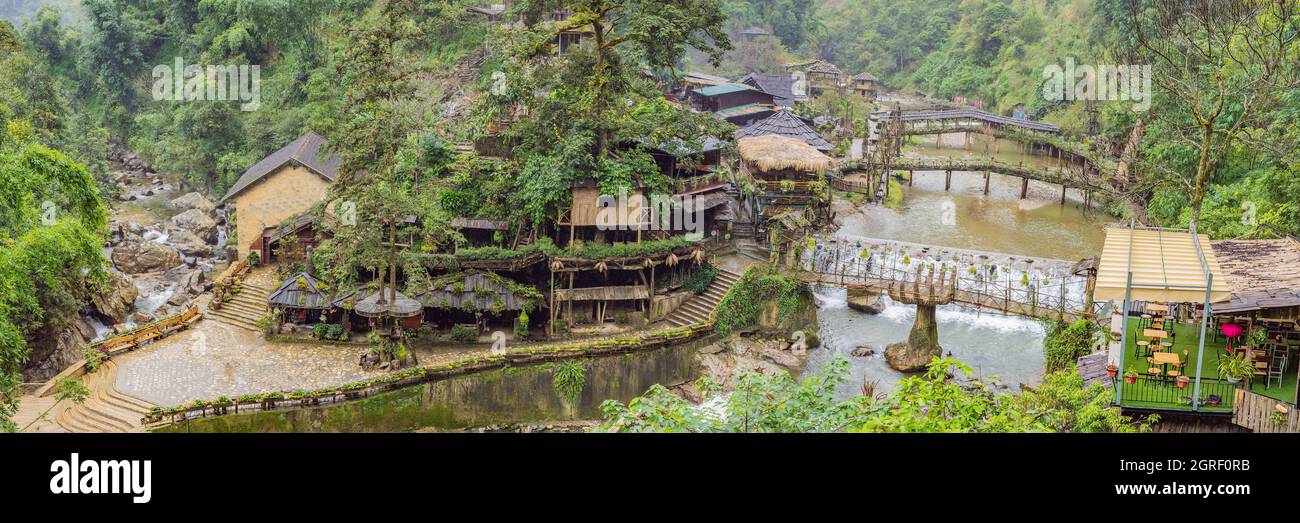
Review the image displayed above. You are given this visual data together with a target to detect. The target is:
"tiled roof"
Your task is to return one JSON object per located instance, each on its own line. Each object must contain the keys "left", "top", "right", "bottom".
{"left": 221, "top": 132, "right": 342, "bottom": 202}
{"left": 734, "top": 109, "right": 834, "bottom": 151}
{"left": 739, "top": 73, "right": 796, "bottom": 107}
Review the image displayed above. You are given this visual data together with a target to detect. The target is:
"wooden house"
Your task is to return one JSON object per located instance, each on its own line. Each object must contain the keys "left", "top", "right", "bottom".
{"left": 851, "top": 72, "right": 879, "bottom": 98}
{"left": 785, "top": 60, "right": 843, "bottom": 97}
{"left": 221, "top": 132, "right": 341, "bottom": 263}
{"left": 736, "top": 134, "right": 833, "bottom": 242}
{"left": 689, "top": 83, "right": 776, "bottom": 115}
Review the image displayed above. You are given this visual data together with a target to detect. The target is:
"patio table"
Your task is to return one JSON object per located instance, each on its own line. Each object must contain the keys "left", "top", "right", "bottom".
{"left": 1153, "top": 352, "right": 1179, "bottom": 374}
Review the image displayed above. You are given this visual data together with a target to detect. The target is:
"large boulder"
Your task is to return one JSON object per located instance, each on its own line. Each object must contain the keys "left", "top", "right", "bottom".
{"left": 171, "top": 208, "right": 217, "bottom": 243}
{"left": 170, "top": 192, "right": 215, "bottom": 213}
{"left": 20, "top": 321, "right": 92, "bottom": 382}
{"left": 847, "top": 289, "right": 885, "bottom": 314}
{"left": 90, "top": 269, "right": 138, "bottom": 324}
{"left": 112, "top": 241, "right": 182, "bottom": 274}
{"left": 169, "top": 229, "right": 212, "bottom": 257}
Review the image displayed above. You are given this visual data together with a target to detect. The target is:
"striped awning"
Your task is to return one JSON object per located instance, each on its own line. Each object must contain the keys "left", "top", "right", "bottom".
{"left": 1094, "top": 226, "right": 1233, "bottom": 304}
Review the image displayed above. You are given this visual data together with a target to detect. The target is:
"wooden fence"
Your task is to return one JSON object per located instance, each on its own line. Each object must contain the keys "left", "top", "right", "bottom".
{"left": 1232, "top": 389, "right": 1299, "bottom": 433}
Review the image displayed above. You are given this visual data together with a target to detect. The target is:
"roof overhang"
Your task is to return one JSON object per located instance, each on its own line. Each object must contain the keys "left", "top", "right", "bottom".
{"left": 1094, "top": 226, "right": 1233, "bottom": 304}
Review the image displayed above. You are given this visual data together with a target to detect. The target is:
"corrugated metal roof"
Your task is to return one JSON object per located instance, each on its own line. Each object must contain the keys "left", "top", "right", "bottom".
{"left": 451, "top": 217, "right": 510, "bottom": 230}
{"left": 222, "top": 132, "right": 342, "bottom": 202}
{"left": 695, "top": 83, "right": 759, "bottom": 97}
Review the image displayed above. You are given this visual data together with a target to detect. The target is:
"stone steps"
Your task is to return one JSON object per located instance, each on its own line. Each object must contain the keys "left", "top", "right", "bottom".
{"left": 208, "top": 283, "right": 272, "bottom": 331}
{"left": 56, "top": 359, "right": 154, "bottom": 433}
{"left": 665, "top": 269, "right": 740, "bottom": 328}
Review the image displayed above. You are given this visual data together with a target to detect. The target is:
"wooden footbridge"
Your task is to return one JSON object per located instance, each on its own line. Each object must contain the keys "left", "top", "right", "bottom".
{"left": 840, "top": 107, "right": 1119, "bottom": 204}
{"left": 796, "top": 235, "right": 1094, "bottom": 322}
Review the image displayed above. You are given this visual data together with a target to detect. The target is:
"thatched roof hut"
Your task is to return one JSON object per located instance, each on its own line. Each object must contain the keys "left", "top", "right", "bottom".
{"left": 267, "top": 272, "right": 331, "bottom": 310}
{"left": 737, "top": 135, "right": 834, "bottom": 174}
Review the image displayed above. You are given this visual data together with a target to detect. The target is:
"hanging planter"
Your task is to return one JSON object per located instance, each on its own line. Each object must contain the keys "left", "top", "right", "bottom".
{"left": 1105, "top": 364, "right": 1118, "bottom": 378}
{"left": 1176, "top": 375, "right": 1189, "bottom": 389}
{"left": 1124, "top": 370, "right": 1138, "bottom": 385}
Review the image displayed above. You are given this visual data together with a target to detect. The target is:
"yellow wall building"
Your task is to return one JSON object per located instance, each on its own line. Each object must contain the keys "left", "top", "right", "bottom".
{"left": 221, "top": 132, "right": 340, "bottom": 261}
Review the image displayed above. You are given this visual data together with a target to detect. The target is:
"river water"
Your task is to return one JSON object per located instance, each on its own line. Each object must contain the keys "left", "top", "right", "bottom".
{"left": 804, "top": 131, "right": 1111, "bottom": 397}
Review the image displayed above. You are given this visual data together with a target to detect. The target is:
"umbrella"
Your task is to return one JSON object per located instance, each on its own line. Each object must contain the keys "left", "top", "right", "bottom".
{"left": 1221, "top": 323, "right": 1243, "bottom": 353}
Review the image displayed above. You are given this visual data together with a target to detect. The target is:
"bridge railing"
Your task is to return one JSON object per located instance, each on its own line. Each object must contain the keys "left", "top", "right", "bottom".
{"left": 798, "top": 237, "right": 1090, "bottom": 318}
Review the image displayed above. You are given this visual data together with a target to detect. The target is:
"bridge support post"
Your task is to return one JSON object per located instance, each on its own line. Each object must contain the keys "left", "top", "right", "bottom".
{"left": 1061, "top": 185, "right": 1067, "bottom": 206}
{"left": 908, "top": 170, "right": 913, "bottom": 186}
{"left": 1020, "top": 176, "right": 1029, "bottom": 199}
{"left": 944, "top": 170, "right": 952, "bottom": 191}
{"left": 964, "top": 131, "right": 971, "bottom": 151}
{"left": 983, "top": 172, "right": 990, "bottom": 195}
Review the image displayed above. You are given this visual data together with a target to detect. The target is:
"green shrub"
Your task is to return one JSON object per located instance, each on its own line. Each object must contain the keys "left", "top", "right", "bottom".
{"left": 1043, "top": 319, "right": 1092, "bottom": 372}
{"left": 714, "top": 264, "right": 808, "bottom": 336}
{"left": 450, "top": 324, "right": 478, "bottom": 343}
{"left": 683, "top": 263, "right": 719, "bottom": 294}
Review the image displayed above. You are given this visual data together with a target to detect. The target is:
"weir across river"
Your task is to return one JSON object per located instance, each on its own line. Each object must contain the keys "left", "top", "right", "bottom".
{"left": 793, "top": 234, "right": 1099, "bottom": 322}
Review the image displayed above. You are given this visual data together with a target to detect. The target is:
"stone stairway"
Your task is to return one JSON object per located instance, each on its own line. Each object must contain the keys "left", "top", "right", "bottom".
{"left": 207, "top": 281, "right": 272, "bottom": 331}
{"left": 55, "top": 359, "right": 155, "bottom": 433}
{"left": 665, "top": 268, "right": 742, "bottom": 328}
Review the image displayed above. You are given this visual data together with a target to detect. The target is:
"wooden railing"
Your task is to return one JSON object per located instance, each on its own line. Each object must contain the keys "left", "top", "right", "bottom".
{"left": 676, "top": 173, "right": 727, "bottom": 194}
{"left": 1232, "top": 389, "right": 1299, "bottom": 433}
{"left": 797, "top": 238, "right": 1092, "bottom": 321}
{"left": 92, "top": 305, "right": 203, "bottom": 357}
{"left": 756, "top": 180, "right": 824, "bottom": 193}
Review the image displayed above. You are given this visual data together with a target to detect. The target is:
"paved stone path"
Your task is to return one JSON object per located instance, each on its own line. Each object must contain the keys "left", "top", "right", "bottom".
{"left": 114, "top": 320, "right": 382, "bottom": 407}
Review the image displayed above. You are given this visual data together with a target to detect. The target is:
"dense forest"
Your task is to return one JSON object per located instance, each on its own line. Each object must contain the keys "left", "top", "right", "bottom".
{"left": 1, "top": 0, "right": 1298, "bottom": 430}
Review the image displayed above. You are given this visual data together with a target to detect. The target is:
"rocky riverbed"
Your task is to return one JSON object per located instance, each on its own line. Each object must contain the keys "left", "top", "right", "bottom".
{"left": 21, "top": 147, "right": 233, "bottom": 382}
{"left": 670, "top": 335, "right": 813, "bottom": 403}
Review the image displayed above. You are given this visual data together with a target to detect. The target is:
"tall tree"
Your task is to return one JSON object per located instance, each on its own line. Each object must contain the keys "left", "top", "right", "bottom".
{"left": 1125, "top": 0, "right": 1300, "bottom": 227}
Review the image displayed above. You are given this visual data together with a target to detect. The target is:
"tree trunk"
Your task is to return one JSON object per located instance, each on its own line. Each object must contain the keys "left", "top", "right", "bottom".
{"left": 1189, "top": 123, "right": 1216, "bottom": 228}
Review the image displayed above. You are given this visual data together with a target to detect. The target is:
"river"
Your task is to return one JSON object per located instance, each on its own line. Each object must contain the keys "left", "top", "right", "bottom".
{"left": 805, "top": 129, "right": 1111, "bottom": 397}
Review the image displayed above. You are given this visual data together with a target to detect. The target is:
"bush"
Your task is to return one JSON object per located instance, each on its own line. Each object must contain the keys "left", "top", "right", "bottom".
{"left": 1043, "top": 319, "right": 1092, "bottom": 372}
{"left": 713, "top": 264, "right": 807, "bottom": 336}
{"left": 450, "top": 324, "right": 478, "bottom": 343}
{"left": 682, "top": 263, "right": 719, "bottom": 294}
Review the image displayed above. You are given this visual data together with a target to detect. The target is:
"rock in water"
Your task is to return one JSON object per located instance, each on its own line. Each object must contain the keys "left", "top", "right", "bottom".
{"left": 170, "top": 192, "right": 215, "bottom": 213}
{"left": 762, "top": 347, "right": 802, "bottom": 368}
{"left": 90, "top": 269, "right": 139, "bottom": 324}
{"left": 850, "top": 346, "right": 876, "bottom": 357}
{"left": 112, "top": 241, "right": 183, "bottom": 274}
{"left": 171, "top": 208, "right": 218, "bottom": 243}
{"left": 847, "top": 288, "right": 884, "bottom": 314}
{"left": 884, "top": 341, "right": 942, "bottom": 372}
{"left": 169, "top": 229, "right": 212, "bottom": 257}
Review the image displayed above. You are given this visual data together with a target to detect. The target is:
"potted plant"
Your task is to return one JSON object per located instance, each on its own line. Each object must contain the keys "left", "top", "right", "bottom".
{"left": 1124, "top": 369, "right": 1138, "bottom": 385}
{"left": 1106, "top": 364, "right": 1119, "bottom": 378}
{"left": 1247, "top": 328, "right": 1269, "bottom": 349}
{"left": 1176, "top": 375, "right": 1190, "bottom": 389}
{"left": 1218, "top": 353, "right": 1253, "bottom": 384}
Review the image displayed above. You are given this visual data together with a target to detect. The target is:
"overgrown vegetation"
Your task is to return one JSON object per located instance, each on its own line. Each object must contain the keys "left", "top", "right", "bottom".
{"left": 598, "top": 356, "right": 1156, "bottom": 433}
{"left": 1042, "top": 318, "right": 1094, "bottom": 373}
{"left": 712, "top": 264, "right": 807, "bottom": 336}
